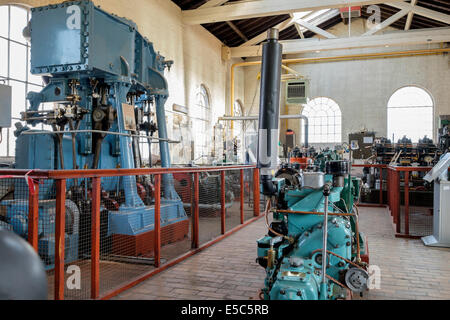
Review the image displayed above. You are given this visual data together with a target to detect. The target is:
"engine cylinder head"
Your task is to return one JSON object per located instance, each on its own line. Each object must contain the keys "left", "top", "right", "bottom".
{"left": 325, "top": 160, "right": 349, "bottom": 176}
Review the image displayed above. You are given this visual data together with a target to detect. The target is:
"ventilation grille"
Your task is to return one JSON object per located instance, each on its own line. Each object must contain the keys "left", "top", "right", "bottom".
{"left": 286, "top": 80, "right": 308, "bottom": 104}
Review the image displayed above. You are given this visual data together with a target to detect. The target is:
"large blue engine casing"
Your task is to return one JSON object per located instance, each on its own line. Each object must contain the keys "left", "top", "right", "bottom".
{"left": 3, "top": 0, "right": 188, "bottom": 266}
{"left": 2, "top": 199, "right": 80, "bottom": 268}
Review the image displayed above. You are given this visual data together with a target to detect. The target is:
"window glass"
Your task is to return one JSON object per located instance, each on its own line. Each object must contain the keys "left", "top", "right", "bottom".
{"left": 0, "top": 6, "right": 8, "bottom": 38}
{"left": 191, "top": 85, "right": 211, "bottom": 163}
{"left": 0, "top": 5, "right": 43, "bottom": 157}
{"left": 0, "top": 38, "right": 7, "bottom": 77}
{"left": 302, "top": 97, "right": 342, "bottom": 144}
{"left": 387, "top": 86, "right": 433, "bottom": 143}
{"left": 9, "top": 6, "right": 28, "bottom": 44}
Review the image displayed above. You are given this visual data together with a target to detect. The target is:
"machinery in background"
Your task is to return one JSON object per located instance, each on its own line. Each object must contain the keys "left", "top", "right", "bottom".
{"left": 0, "top": 1, "right": 188, "bottom": 265}
{"left": 255, "top": 29, "right": 369, "bottom": 300}
{"left": 422, "top": 153, "right": 450, "bottom": 248}
{"left": 173, "top": 171, "right": 236, "bottom": 216}
{"left": 313, "top": 145, "right": 348, "bottom": 173}
{"left": 349, "top": 131, "right": 375, "bottom": 160}
{"left": 372, "top": 136, "right": 441, "bottom": 167}
{"left": 439, "top": 116, "right": 450, "bottom": 153}
{"left": 288, "top": 145, "right": 316, "bottom": 170}
{"left": 358, "top": 132, "right": 445, "bottom": 205}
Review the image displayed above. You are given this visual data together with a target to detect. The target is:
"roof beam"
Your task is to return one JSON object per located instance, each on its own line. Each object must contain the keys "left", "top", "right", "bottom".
{"left": 199, "top": 0, "right": 229, "bottom": 9}
{"left": 226, "top": 21, "right": 249, "bottom": 42}
{"left": 362, "top": 8, "right": 409, "bottom": 36}
{"left": 294, "top": 23, "right": 305, "bottom": 39}
{"left": 386, "top": 2, "right": 450, "bottom": 25}
{"left": 230, "top": 27, "right": 450, "bottom": 57}
{"left": 405, "top": 0, "right": 417, "bottom": 31}
{"left": 290, "top": 13, "right": 304, "bottom": 39}
{"left": 239, "top": 17, "right": 295, "bottom": 47}
{"left": 296, "top": 18, "right": 337, "bottom": 38}
{"left": 182, "top": 0, "right": 407, "bottom": 25}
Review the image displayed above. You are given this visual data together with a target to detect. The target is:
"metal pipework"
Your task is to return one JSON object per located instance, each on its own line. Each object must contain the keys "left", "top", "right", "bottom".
{"left": 320, "top": 184, "right": 331, "bottom": 300}
{"left": 219, "top": 114, "right": 309, "bottom": 148}
{"left": 21, "top": 130, "right": 180, "bottom": 143}
{"left": 257, "top": 28, "right": 283, "bottom": 196}
{"left": 229, "top": 48, "right": 450, "bottom": 123}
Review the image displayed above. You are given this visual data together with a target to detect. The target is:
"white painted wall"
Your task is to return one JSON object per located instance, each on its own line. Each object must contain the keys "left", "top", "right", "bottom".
{"left": 242, "top": 19, "right": 450, "bottom": 148}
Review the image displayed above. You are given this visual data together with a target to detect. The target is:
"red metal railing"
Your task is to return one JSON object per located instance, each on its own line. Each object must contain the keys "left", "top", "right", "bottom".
{"left": 386, "top": 165, "right": 433, "bottom": 239}
{"left": 0, "top": 165, "right": 261, "bottom": 300}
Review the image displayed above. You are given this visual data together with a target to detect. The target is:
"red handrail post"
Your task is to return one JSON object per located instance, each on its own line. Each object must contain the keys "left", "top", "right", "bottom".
{"left": 28, "top": 180, "right": 39, "bottom": 251}
{"left": 192, "top": 172, "right": 199, "bottom": 249}
{"left": 154, "top": 174, "right": 161, "bottom": 268}
{"left": 253, "top": 168, "right": 260, "bottom": 217}
{"left": 91, "top": 177, "right": 101, "bottom": 299}
{"left": 387, "top": 169, "right": 390, "bottom": 212}
{"left": 404, "top": 171, "right": 410, "bottom": 236}
{"left": 55, "top": 179, "right": 66, "bottom": 300}
{"left": 221, "top": 171, "right": 226, "bottom": 235}
{"left": 379, "top": 167, "right": 384, "bottom": 206}
{"left": 395, "top": 171, "right": 401, "bottom": 234}
{"left": 240, "top": 169, "right": 244, "bottom": 225}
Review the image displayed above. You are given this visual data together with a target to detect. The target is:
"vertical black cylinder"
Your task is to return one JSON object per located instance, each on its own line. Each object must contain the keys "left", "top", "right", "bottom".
{"left": 257, "top": 28, "right": 283, "bottom": 195}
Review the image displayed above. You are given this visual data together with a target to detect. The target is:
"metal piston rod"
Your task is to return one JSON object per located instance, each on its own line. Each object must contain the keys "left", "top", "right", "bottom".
{"left": 21, "top": 130, "right": 180, "bottom": 143}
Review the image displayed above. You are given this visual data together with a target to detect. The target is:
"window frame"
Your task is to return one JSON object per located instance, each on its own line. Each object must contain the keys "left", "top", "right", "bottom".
{"left": 191, "top": 84, "right": 212, "bottom": 162}
{"left": 0, "top": 4, "right": 44, "bottom": 157}
{"left": 301, "top": 97, "right": 342, "bottom": 144}
{"left": 387, "top": 85, "right": 434, "bottom": 143}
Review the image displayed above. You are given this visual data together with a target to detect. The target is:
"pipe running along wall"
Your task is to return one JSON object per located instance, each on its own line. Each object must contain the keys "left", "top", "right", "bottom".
{"left": 229, "top": 47, "right": 450, "bottom": 125}
{"left": 218, "top": 114, "right": 309, "bottom": 148}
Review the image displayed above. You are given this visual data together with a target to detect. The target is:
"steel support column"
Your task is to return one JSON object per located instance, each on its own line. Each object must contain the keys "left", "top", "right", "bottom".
{"left": 221, "top": 171, "right": 226, "bottom": 234}
{"left": 154, "top": 174, "right": 161, "bottom": 267}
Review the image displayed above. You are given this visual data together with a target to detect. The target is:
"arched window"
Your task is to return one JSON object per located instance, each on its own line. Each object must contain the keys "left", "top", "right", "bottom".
{"left": 191, "top": 84, "right": 211, "bottom": 162}
{"left": 387, "top": 86, "right": 433, "bottom": 143}
{"left": 233, "top": 99, "right": 244, "bottom": 134}
{"left": 0, "top": 5, "right": 44, "bottom": 157}
{"left": 302, "top": 97, "right": 342, "bottom": 144}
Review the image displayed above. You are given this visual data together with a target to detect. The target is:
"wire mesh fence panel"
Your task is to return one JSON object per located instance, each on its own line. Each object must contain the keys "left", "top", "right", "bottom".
{"left": 197, "top": 171, "right": 223, "bottom": 246}
{"left": 1, "top": 167, "right": 258, "bottom": 300}
{"left": 0, "top": 178, "right": 20, "bottom": 232}
{"left": 58, "top": 178, "right": 89, "bottom": 300}
{"left": 243, "top": 169, "right": 256, "bottom": 222}
{"left": 0, "top": 177, "right": 60, "bottom": 300}
{"left": 98, "top": 174, "right": 157, "bottom": 298}
{"left": 159, "top": 172, "right": 192, "bottom": 263}
{"left": 225, "top": 170, "right": 242, "bottom": 233}
{"left": 399, "top": 206, "right": 433, "bottom": 237}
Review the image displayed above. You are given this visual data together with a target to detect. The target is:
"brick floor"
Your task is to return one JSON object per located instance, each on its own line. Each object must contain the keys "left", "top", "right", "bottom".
{"left": 358, "top": 207, "right": 450, "bottom": 300}
{"left": 115, "top": 207, "right": 450, "bottom": 300}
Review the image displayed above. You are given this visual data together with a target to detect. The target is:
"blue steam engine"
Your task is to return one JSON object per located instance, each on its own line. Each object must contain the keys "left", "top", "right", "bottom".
{"left": 1, "top": 1, "right": 188, "bottom": 266}
{"left": 255, "top": 29, "right": 370, "bottom": 300}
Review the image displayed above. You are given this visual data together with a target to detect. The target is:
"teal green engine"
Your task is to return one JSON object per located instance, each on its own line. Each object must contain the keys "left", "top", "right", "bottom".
{"left": 257, "top": 161, "right": 369, "bottom": 300}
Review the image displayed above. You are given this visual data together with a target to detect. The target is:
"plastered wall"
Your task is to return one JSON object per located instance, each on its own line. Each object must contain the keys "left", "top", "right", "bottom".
{"left": 241, "top": 20, "right": 450, "bottom": 147}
